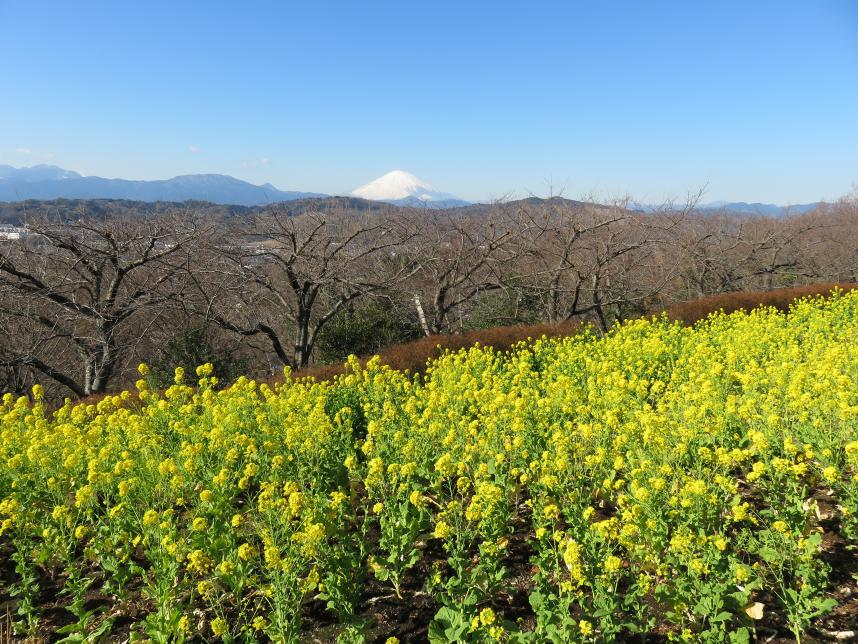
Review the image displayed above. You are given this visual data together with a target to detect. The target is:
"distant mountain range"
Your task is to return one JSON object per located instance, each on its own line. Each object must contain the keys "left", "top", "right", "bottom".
{"left": 0, "top": 165, "right": 823, "bottom": 216}
{"left": 0, "top": 165, "right": 325, "bottom": 206}
{"left": 632, "top": 200, "right": 821, "bottom": 217}
{"left": 696, "top": 201, "right": 821, "bottom": 217}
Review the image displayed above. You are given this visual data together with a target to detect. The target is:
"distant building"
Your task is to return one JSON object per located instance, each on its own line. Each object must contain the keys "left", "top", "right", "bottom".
{"left": 0, "top": 225, "right": 28, "bottom": 241}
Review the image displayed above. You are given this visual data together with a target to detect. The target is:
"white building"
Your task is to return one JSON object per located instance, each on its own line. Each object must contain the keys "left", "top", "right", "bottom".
{"left": 0, "top": 225, "right": 28, "bottom": 241}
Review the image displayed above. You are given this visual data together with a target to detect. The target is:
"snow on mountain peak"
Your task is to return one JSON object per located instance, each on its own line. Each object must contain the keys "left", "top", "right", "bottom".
{"left": 351, "top": 170, "right": 437, "bottom": 201}
{"left": 350, "top": 170, "right": 469, "bottom": 207}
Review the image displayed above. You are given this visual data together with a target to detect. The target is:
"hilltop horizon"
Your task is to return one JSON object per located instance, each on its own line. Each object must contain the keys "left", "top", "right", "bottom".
{"left": 0, "top": 163, "right": 838, "bottom": 212}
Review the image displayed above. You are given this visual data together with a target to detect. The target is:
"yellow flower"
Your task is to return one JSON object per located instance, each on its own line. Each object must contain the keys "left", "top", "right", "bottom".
{"left": 264, "top": 544, "right": 281, "bottom": 568}
{"left": 74, "top": 484, "right": 94, "bottom": 508}
{"left": 196, "top": 363, "right": 214, "bottom": 377}
{"left": 434, "top": 521, "right": 453, "bottom": 540}
{"left": 210, "top": 617, "right": 228, "bottom": 636}
{"left": 187, "top": 549, "right": 212, "bottom": 574}
{"left": 734, "top": 564, "right": 751, "bottom": 583}
{"left": 479, "top": 607, "right": 496, "bottom": 626}
{"left": 822, "top": 465, "right": 838, "bottom": 483}
{"left": 732, "top": 502, "right": 750, "bottom": 522}
{"left": 563, "top": 539, "right": 585, "bottom": 586}
{"left": 579, "top": 620, "right": 594, "bottom": 636}
{"left": 51, "top": 505, "right": 69, "bottom": 522}
{"left": 142, "top": 509, "right": 159, "bottom": 527}
{"left": 197, "top": 580, "right": 214, "bottom": 597}
{"left": 192, "top": 517, "right": 208, "bottom": 532}
{"left": 603, "top": 555, "right": 623, "bottom": 575}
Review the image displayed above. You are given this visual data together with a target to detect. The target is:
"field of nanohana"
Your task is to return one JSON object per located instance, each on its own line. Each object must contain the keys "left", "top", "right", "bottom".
{"left": 3, "top": 293, "right": 858, "bottom": 643}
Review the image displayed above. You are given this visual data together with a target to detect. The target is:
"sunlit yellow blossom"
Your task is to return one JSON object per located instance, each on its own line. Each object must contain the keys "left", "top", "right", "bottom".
{"left": 210, "top": 617, "right": 228, "bottom": 636}
{"left": 434, "top": 521, "right": 453, "bottom": 539}
{"left": 543, "top": 504, "right": 560, "bottom": 520}
{"left": 479, "top": 607, "right": 496, "bottom": 626}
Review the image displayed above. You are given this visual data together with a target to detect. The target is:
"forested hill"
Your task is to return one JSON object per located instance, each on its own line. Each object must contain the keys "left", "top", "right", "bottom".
{"left": 2, "top": 195, "right": 820, "bottom": 226}
{"left": 0, "top": 196, "right": 406, "bottom": 225}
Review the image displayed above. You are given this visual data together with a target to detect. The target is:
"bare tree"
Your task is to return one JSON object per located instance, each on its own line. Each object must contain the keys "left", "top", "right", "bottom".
{"left": 673, "top": 209, "right": 830, "bottom": 298}
{"left": 0, "top": 214, "right": 202, "bottom": 396}
{"left": 406, "top": 208, "right": 525, "bottom": 334}
{"left": 509, "top": 197, "right": 679, "bottom": 331}
{"left": 191, "top": 208, "right": 415, "bottom": 369}
{"left": 803, "top": 194, "right": 858, "bottom": 282}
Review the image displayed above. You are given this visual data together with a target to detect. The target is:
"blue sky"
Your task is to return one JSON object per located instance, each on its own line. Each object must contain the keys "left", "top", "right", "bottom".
{"left": 1, "top": 1, "right": 856, "bottom": 203}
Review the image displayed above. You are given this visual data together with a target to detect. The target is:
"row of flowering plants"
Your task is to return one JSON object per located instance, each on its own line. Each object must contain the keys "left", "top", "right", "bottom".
{"left": 2, "top": 290, "right": 857, "bottom": 642}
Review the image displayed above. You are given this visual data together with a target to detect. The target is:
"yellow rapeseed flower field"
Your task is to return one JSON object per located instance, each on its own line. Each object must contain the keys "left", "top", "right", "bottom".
{"left": 2, "top": 291, "right": 858, "bottom": 642}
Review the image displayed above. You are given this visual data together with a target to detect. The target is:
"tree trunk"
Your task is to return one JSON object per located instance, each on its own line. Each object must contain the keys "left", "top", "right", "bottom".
{"left": 413, "top": 294, "right": 431, "bottom": 336}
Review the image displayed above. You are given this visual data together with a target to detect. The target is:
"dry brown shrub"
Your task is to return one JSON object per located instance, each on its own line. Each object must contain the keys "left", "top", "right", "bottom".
{"left": 662, "top": 282, "right": 858, "bottom": 325}
{"left": 289, "top": 320, "right": 583, "bottom": 383}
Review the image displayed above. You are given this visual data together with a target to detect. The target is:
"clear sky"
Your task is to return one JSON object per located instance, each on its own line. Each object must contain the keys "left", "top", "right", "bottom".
{"left": 1, "top": 1, "right": 856, "bottom": 203}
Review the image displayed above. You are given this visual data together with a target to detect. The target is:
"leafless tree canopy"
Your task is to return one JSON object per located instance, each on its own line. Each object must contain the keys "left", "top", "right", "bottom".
{"left": 1, "top": 191, "right": 856, "bottom": 399}
{"left": 0, "top": 215, "right": 202, "bottom": 396}
{"left": 189, "top": 208, "right": 416, "bottom": 369}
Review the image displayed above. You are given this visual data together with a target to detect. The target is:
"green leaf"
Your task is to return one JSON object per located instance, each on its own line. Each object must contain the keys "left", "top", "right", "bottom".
{"left": 710, "top": 610, "right": 734, "bottom": 623}
{"left": 757, "top": 546, "right": 780, "bottom": 563}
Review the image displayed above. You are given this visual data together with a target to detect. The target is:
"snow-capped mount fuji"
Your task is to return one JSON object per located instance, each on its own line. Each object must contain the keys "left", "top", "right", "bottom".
{"left": 350, "top": 170, "right": 469, "bottom": 208}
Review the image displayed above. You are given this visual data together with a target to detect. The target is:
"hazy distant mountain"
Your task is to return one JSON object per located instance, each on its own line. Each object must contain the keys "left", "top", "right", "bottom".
{"left": 0, "top": 164, "right": 82, "bottom": 182}
{"left": 630, "top": 199, "right": 822, "bottom": 217}
{"left": 351, "top": 170, "right": 470, "bottom": 208}
{"left": 698, "top": 201, "right": 821, "bottom": 217}
{"left": 0, "top": 165, "right": 326, "bottom": 206}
